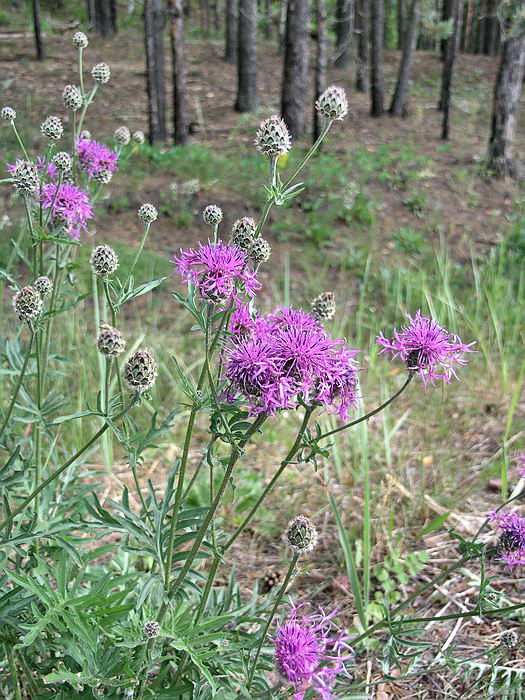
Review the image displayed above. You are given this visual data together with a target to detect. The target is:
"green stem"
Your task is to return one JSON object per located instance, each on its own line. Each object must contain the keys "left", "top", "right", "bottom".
{"left": 0, "top": 328, "right": 34, "bottom": 442}
{"left": 11, "top": 122, "right": 30, "bottom": 161}
{"left": 5, "top": 644, "right": 22, "bottom": 700}
{"left": 104, "top": 359, "right": 112, "bottom": 416}
{"left": 43, "top": 172, "right": 64, "bottom": 229}
{"left": 123, "top": 222, "right": 151, "bottom": 289}
{"left": 182, "top": 435, "right": 219, "bottom": 500}
{"left": 78, "top": 47, "right": 85, "bottom": 96}
{"left": 247, "top": 553, "right": 300, "bottom": 688}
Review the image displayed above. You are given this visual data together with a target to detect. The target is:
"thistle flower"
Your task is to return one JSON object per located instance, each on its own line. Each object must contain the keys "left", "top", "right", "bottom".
{"left": 34, "top": 276, "right": 53, "bottom": 297}
{"left": 93, "top": 165, "right": 113, "bottom": 184}
{"left": 132, "top": 130, "right": 145, "bottom": 145}
{"left": 255, "top": 115, "right": 292, "bottom": 158}
{"left": 143, "top": 621, "right": 160, "bottom": 639}
{"left": 230, "top": 303, "right": 257, "bottom": 342}
{"left": 76, "top": 137, "right": 119, "bottom": 178}
{"left": 203, "top": 204, "right": 223, "bottom": 225}
{"left": 11, "top": 160, "right": 38, "bottom": 196}
{"left": 62, "top": 85, "right": 83, "bottom": 111}
{"left": 72, "top": 31, "right": 88, "bottom": 48}
{"left": 376, "top": 311, "right": 475, "bottom": 387}
{"left": 286, "top": 516, "right": 318, "bottom": 554}
{"left": 13, "top": 285, "right": 43, "bottom": 321}
{"left": 274, "top": 601, "right": 353, "bottom": 699}
{"left": 138, "top": 203, "right": 158, "bottom": 223}
{"left": 7, "top": 157, "right": 57, "bottom": 182}
{"left": 315, "top": 85, "right": 348, "bottom": 122}
{"left": 249, "top": 237, "right": 271, "bottom": 264}
{"left": 1, "top": 106, "right": 16, "bottom": 123}
{"left": 52, "top": 151, "right": 72, "bottom": 173}
{"left": 92, "top": 62, "right": 110, "bottom": 84}
{"left": 41, "top": 182, "right": 93, "bottom": 240}
{"left": 41, "top": 115, "right": 63, "bottom": 141}
{"left": 174, "top": 240, "right": 260, "bottom": 305}
{"left": 90, "top": 245, "right": 119, "bottom": 278}
{"left": 231, "top": 216, "right": 257, "bottom": 252}
{"left": 114, "top": 126, "right": 131, "bottom": 145}
{"left": 97, "top": 323, "right": 126, "bottom": 358}
{"left": 311, "top": 292, "right": 336, "bottom": 321}
{"left": 489, "top": 509, "right": 525, "bottom": 568}
{"left": 124, "top": 348, "right": 158, "bottom": 392}
{"left": 501, "top": 630, "right": 519, "bottom": 649}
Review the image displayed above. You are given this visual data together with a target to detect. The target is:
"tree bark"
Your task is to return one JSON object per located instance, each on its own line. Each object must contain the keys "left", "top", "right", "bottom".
{"left": 355, "top": 0, "right": 369, "bottom": 92}
{"left": 487, "top": 28, "right": 525, "bottom": 177}
{"left": 93, "top": 0, "right": 117, "bottom": 37}
{"left": 144, "top": 0, "right": 167, "bottom": 143}
{"left": 32, "top": 0, "right": 45, "bottom": 61}
{"left": 440, "top": 0, "right": 453, "bottom": 60}
{"left": 485, "top": 0, "right": 498, "bottom": 55}
{"left": 225, "top": 0, "right": 238, "bottom": 61}
{"left": 278, "top": 0, "right": 287, "bottom": 52}
{"left": 313, "top": 0, "right": 327, "bottom": 142}
{"left": 334, "top": 0, "right": 353, "bottom": 69}
{"left": 389, "top": 0, "right": 419, "bottom": 116}
{"left": 235, "top": 0, "right": 258, "bottom": 111}
{"left": 396, "top": 0, "right": 403, "bottom": 48}
{"left": 370, "top": 0, "right": 385, "bottom": 115}
{"left": 281, "top": 0, "right": 312, "bottom": 139}
{"left": 263, "top": 0, "right": 272, "bottom": 39}
{"left": 168, "top": 0, "right": 189, "bottom": 145}
{"left": 439, "top": 0, "right": 462, "bottom": 138}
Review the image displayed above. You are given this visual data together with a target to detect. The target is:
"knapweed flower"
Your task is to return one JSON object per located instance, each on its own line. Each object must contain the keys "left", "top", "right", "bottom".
{"left": 10, "top": 160, "right": 38, "bottom": 196}
{"left": 132, "top": 130, "right": 145, "bottom": 145}
{"left": 501, "top": 630, "right": 519, "bottom": 649}
{"left": 13, "top": 285, "right": 43, "bottom": 321}
{"left": 93, "top": 166, "right": 113, "bottom": 184}
{"left": 41, "top": 115, "right": 63, "bottom": 141}
{"left": 114, "top": 126, "right": 131, "bottom": 145}
{"left": 52, "top": 151, "right": 72, "bottom": 173}
{"left": 76, "top": 137, "right": 119, "bottom": 179}
{"left": 231, "top": 216, "right": 256, "bottom": 252}
{"left": 124, "top": 349, "right": 158, "bottom": 392}
{"left": 315, "top": 86, "right": 348, "bottom": 122}
{"left": 138, "top": 203, "right": 158, "bottom": 223}
{"left": 311, "top": 292, "right": 336, "bottom": 321}
{"left": 286, "top": 516, "right": 318, "bottom": 554}
{"left": 90, "top": 245, "right": 119, "bottom": 278}
{"left": 40, "top": 182, "right": 93, "bottom": 240}
{"left": 1, "top": 106, "right": 16, "bottom": 123}
{"left": 230, "top": 303, "right": 257, "bottom": 341}
{"left": 376, "top": 311, "right": 475, "bottom": 387}
{"left": 7, "top": 157, "right": 57, "bottom": 182}
{"left": 274, "top": 601, "right": 353, "bottom": 700}
{"left": 255, "top": 115, "right": 292, "bottom": 158}
{"left": 143, "top": 621, "right": 160, "bottom": 639}
{"left": 73, "top": 31, "right": 88, "bottom": 48}
{"left": 62, "top": 85, "right": 83, "bottom": 111}
{"left": 34, "top": 276, "right": 53, "bottom": 297}
{"left": 174, "top": 240, "right": 260, "bottom": 305}
{"left": 97, "top": 323, "right": 126, "bottom": 357}
{"left": 489, "top": 509, "right": 525, "bottom": 568}
{"left": 92, "top": 62, "right": 110, "bottom": 84}
{"left": 203, "top": 204, "right": 223, "bottom": 226}
{"left": 249, "top": 237, "right": 271, "bottom": 264}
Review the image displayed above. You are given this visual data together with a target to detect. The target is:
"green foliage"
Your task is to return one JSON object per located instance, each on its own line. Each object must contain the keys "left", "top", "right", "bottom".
{"left": 394, "top": 227, "right": 426, "bottom": 255}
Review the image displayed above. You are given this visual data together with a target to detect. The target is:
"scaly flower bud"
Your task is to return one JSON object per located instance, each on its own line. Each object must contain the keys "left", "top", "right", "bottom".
{"left": 73, "top": 31, "right": 89, "bottom": 48}
{"left": 41, "top": 115, "right": 63, "bottom": 141}
{"left": 34, "top": 276, "right": 53, "bottom": 297}
{"left": 92, "top": 62, "right": 110, "bottom": 84}
{"left": 501, "top": 630, "right": 519, "bottom": 649}
{"left": 114, "top": 126, "right": 131, "bottom": 145}
{"left": 12, "top": 160, "right": 38, "bottom": 196}
{"left": 1, "top": 106, "right": 16, "bottom": 123}
{"left": 143, "top": 621, "right": 160, "bottom": 639}
{"left": 231, "top": 217, "right": 256, "bottom": 252}
{"left": 249, "top": 237, "right": 271, "bottom": 264}
{"left": 90, "top": 245, "right": 119, "bottom": 278}
{"left": 203, "top": 204, "right": 223, "bottom": 225}
{"left": 255, "top": 115, "right": 292, "bottom": 158}
{"left": 124, "top": 348, "right": 158, "bottom": 392}
{"left": 80, "top": 129, "right": 91, "bottom": 140}
{"left": 286, "top": 515, "right": 318, "bottom": 555}
{"left": 310, "top": 292, "right": 336, "bottom": 321}
{"left": 132, "top": 130, "right": 145, "bottom": 145}
{"left": 52, "top": 151, "right": 72, "bottom": 173}
{"left": 315, "top": 85, "right": 348, "bottom": 122}
{"left": 138, "top": 203, "right": 158, "bottom": 223}
{"left": 13, "top": 285, "right": 43, "bottom": 320}
{"left": 93, "top": 166, "right": 113, "bottom": 184}
{"left": 97, "top": 323, "right": 126, "bottom": 358}
{"left": 62, "top": 85, "right": 83, "bottom": 112}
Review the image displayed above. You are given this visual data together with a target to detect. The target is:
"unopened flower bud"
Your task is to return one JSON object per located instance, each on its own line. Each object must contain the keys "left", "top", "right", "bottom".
{"left": 231, "top": 217, "right": 256, "bottom": 252}
{"left": 114, "top": 126, "right": 131, "bottom": 145}
{"left": 143, "top": 621, "right": 160, "bottom": 639}
{"left": 286, "top": 515, "right": 318, "bottom": 555}
{"left": 12, "top": 160, "right": 38, "bottom": 196}
{"left": 73, "top": 31, "right": 88, "bottom": 48}
{"left": 203, "top": 204, "right": 223, "bottom": 225}
{"left": 13, "top": 285, "right": 43, "bottom": 320}
{"left": 501, "top": 630, "right": 519, "bottom": 649}
{"left": 62, "top": 85, "right": 83, "bottom": 112}
{"left": 315, "top": 85, "right": 348, "bottom": 121}
{"left": 90, "top": 245, "right": 119, "bottom": 277}
{"left": 249, "top": 237, "right": 271, "bottom": 264}
{"left": 93, "top": 166, "right": 113, "bottom": 184}
{"left": 80, "top": 129, "right": 91, "bottom": 140}
{"left": 92, "top": 62, "right": 110, "bottom": 84}
{"left": 311, "top": 292, "right": 336, "bottom": 321}
{"left": 255, "top": 115, "right": 292, "bottom": 158}
{"left": 52, "top": 151, "right": 72, "bottom": 173}
{"left": 34, "top": 276, "right": 53, "bottom": 297}
{"left": 124, "top": 348, "right": 158, "bottom": 392}
{"left": 138, "top": 203, "right": 157, "bottom": 223}
{"left": 132, "top": 130, "right": 145, "bottom": 145}
{"left": 41, "top": 115, "right": 63, "bottom": 140}
{"left": 1, "top": 106, "right": 16, "bottom": 123}
{"left": 97, "top": 323, "right": 126, "bottom": 358}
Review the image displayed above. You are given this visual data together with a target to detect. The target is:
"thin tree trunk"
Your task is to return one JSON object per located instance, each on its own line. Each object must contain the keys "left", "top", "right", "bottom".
{"left": 235, "top": 0, "right": 258, "bottom": 111}
{"left": 389, "top": 0, "right": 419, "bottom": 116}
{"left": 477, "top": 0, "right": 486, "bottom": 53}
{"left": 439, "top": 0, "right": 462, "bottom": 138}
{"left": 334, "top": 0, "right": 353, "bottom": 68}
{"left": 213, "top": 0, "right": 221, "bottom": 31}
{"left": 168, "top": 0, "right": 189, "bottom": 145}
{"left": 440, "top": 0, "right": 453, "bottom": 60}
{"left": 487, "top": 28, "right": 525, "bottom": 177}
{"left": 93, "top": 0, "right": 117, "bottom": 37}
{"left": 144, "top": 0, "right": 167, "bottom": 143}
{"left": 32, "top": 0, "right": 45, "bottom": 61}
{"left": 278, "top": 0, "right": 287, "bottom": 52}
{"left": 355, "top": 0, "right": 369, "bottom": 92}
{"left": 370, "top": 0, "right": 385, "bottom": 115}
{"left": 396, "top": 0, "right": 403, "bottom": 48}
{"left": 225, "top": 0, "right": 238, "bottom": 60}
{"left": 281, "top": 0, "right": 312, "bottom": 139}
{"left": 485, "top": 0, "right": 498, "bottom": 55}
{"left": 313, "top": 0, "right": 327, "bottom": 142}
{"left": 201, "top": 0, "right": 210, "bottom": 35}
{"left": 263, "top": 0, "right": 272, "bottom": 38}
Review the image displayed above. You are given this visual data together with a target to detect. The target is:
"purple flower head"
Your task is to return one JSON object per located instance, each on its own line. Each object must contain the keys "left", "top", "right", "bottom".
{"left": 274, "top": 601, "right": 353, "bottom": 700}
{"left": 265, "top": 306, "right": 323, "bottom": 334}
{"left": 75, "top": 137, "right": 119, "bottom": 178}
{"left": 489, "top": 509, "right": 525, "bottom": 568}
{"left": 516, "top": 454, "right": 525, "bottom": 479}
{"left": 376, "top": 311, "right": 475, "bottom": 387}
{"left": 7, "top": 157, "right": 57, "bottom": 180}
{"left": 230, "top": 303, "right": 257, "bottom": 341}
{"left": 40, "top": 182, "right": 93, "bottom": 240}
{"left": 173, "top": 240, "right": 260, "bottom": 305}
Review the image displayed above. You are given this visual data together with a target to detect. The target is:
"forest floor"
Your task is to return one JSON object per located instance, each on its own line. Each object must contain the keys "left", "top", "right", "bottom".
{"left": 2, "top": 29, "right": 525, "bottom": 698}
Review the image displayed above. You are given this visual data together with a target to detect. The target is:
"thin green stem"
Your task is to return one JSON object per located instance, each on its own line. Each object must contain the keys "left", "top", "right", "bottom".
{"left": 123, "top": 222, "right": 151, "bottom": 289}
{"left": 0, "top": 328, "right": 34, "bottom": 442}
{"left": 182, "top": 435, "right": 219, "bottom": 500}
{"left": 78, "top": 47, "right": 85, "bottom": 96}
{"left": 11, "top": 122, "right": 30, "bottom": 161}
{"left": 247, "top": 553, "right": 300, "bottom": 688}
{"left": 104, "top": 359, "right": 112, "bottom": 416}
{"left": 5, "top": 644, "right": 22, "bottom": 700}
{"left": 43, "top": 172, "right": 64, "bottom": 230}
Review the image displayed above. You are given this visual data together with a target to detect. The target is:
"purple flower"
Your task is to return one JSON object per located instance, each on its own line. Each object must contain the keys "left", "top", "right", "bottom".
{"left": 7, "top": 157, "right": 57, "bottom": 180}
{"left": 40, "top": 182, "right": 93, "bottom": 240}
{"left": 173, "top": 240, "right": 260, "bottom": 305}
{"left": 274, "top": 602, "right": 353, "bottom": 700}
{"left": 489, "top": 509, "right": 525, "bottom": 568}
{"left": 376, "top": 310, "right": 475, "bottom": 387}
{"left": 76, "top": 137, "right": 119, "bottom": 178}
{"left": 230, "top": 303, "right": 257, "bottom": 341}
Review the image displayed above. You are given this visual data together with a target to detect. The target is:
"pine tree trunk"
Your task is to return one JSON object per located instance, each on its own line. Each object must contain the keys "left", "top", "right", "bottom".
{"left": 370, "top": 0, "right": 385, "bottom": 115}
{"left": 225, "top": 0, "right": 238, "bottom": 61}
{"left": 264, "top": 0, "right": 272, "bottom": 38}
{"left": 439, "top": 0, "right": 462, "bottom": 138}
{"left": 396, "top": 0, "right": 403, "bottom": 48}
{"left": 487, "top": 29, "right": 525, "bottom": 177}
{"left": 389, "top": 0, "right": 419, "bottom": 116}
{"left": 440, "top": 0, "right": 453, "bottom": 60}
{"left": 355, "top": 0, "right": 369, "bottom": 92}
{"left": 168, "top": 0, "right": 189, "bottom": 145}
{"left": 313, "top": 0, "right": 327, "bottom": 142}
{"left": 235, "top": 0, "right": 258, "bottom": 111}
{"left": 144, "top": 0, "right": 167, "bottom": 143}
{"left": 32, "top": 0, "right": 45, "bottom": 61}
{"left": 477, "top": 0, "right": 486, "bottom": 54}
{"left": 278, "top": 0, "right": 287, "bottom": 52}
{"left": 281, "top": 0, "right": 312, "bottom": 139}
{"left": 334, "top": 0, "right": 353, "bottom": 68}
{"left": 93, "top": 0, "right": 117, "bottom": 37}
{"left": 485, "top": 0, "right": 498, "bottom": 55}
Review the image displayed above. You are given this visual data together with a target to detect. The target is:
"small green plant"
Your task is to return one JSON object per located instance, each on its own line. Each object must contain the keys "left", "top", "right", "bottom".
{"left": 369, "top": 549, "right": 429, "bottom": 621}
{"left": 394, "top": 226, "right": 426, "bottom": 255}
{"left": 403, "top": 190, "right": 427, "bottom": 216}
